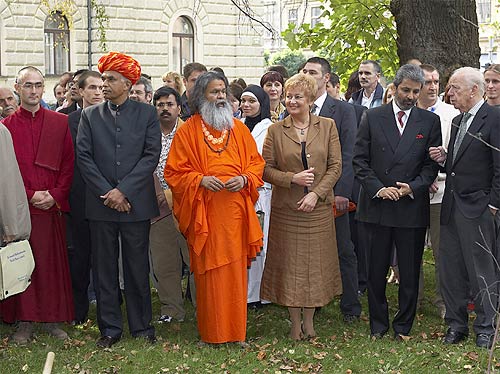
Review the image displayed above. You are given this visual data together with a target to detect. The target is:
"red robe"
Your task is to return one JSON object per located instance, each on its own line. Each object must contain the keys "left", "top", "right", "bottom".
{"left": 1, "top": 107, "right": 74, "bottom": 323}
{"left": 165, "top": 114, "right": 264, "bottom": 343}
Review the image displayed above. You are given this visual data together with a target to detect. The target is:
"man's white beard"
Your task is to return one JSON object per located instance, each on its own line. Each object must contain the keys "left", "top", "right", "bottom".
{"left": 200, "top": 99, "right": 234, "bottom": 131}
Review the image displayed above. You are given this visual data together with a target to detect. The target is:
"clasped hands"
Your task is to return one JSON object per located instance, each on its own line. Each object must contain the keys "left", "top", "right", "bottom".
{"left": 379, "top": 182, "right": 412, "bottom": 201}
{"left": 292, "top": 168, "right": 318, "bottom": 212}
{"left": 30, "top": 190, "right": 56, "bottom": 210}
{"left": 101, "top": 188, "right": 131, "bottom": 213}
{"left": 201, "top": 175, "right": 246, "bottom": 192}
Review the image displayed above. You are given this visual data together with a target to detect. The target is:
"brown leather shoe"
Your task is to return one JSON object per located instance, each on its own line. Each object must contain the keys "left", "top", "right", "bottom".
{"left": 43, "top": 323, "right": 68, "bottom": 340}
{"left": 10, "top": 321, "right": 34, "bottom": 345}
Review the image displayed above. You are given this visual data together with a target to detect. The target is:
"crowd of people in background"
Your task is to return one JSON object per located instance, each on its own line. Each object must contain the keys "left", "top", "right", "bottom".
{"left": 0, "top": 52, "right": 499, "bottom": 351}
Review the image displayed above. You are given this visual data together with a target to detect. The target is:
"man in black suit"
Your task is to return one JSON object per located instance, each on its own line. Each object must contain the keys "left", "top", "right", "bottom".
{"left": 77, "top": 52, "right": 161, "bottom": 348}
{"left": 429, "top": 67, "right": 500, "bottom": 349}
{"left": 302, "top": 57, "right": 361, "bottom": 322}
{"left": 67, "top": 70, "right": 103, "bottom": 324}
{"left": 59, "top": 69, "right": 88, "bottom": 115}
{"left": 353, "top": 64, "right": 441, "bottom": 339}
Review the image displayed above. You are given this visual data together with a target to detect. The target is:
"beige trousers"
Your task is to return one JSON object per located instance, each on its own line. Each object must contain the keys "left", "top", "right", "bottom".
{"left": 150, "top": 214, "right": 196, "bottom": 320}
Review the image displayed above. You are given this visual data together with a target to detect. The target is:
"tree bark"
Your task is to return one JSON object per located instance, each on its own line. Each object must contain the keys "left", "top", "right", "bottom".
{"left": 390, "top": 0, "right": 480, "bottom": 84}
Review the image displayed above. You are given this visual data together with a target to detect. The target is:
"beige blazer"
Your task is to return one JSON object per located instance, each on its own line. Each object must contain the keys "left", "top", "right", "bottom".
{"left": 0, "top": 123, "right": 31, "bottom": 245}
{"left": 262, "top": 114, "right": 342, "bottom": 211}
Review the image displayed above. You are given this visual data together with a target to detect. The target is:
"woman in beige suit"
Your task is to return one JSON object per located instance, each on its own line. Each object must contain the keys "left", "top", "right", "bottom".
{"left": 260, "top": 74, "right": 342, "bottom": 340}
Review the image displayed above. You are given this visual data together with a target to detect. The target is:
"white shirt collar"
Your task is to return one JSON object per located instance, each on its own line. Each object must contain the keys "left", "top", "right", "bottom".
{"left": 313, "top": 92, "right": 328, "bottom": 115}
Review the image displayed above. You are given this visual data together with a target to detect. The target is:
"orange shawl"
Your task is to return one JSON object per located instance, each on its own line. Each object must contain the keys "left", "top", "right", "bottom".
{"left": 164, "top": 114, "right": 264, "bottom": 273}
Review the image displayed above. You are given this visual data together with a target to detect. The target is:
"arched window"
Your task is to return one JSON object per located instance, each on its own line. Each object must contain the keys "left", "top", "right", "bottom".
{"left": 172, "top": 16, "right": 194, "bottom": 74}
{"left": 44, "top": 12, "right": 70, "bottom": 75}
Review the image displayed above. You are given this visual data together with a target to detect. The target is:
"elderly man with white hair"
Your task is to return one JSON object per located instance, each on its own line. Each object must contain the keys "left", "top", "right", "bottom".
{"left": 430, "top": 66, "right": 500, "bottom": 349}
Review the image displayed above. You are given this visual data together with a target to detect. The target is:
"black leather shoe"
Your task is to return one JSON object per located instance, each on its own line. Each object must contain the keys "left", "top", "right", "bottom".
{"left": 443, "top": 329, "right": 467, "bottom": 344}
{"left": 135, "top": 334, "right": 157, "bottom": 344}
{"left": 145, "top": 335, "right": 157, "bottom": 344}
{"left": 394, "top": 333, "right": 409, "bottom": 342}
{"left": 370, "top": 331, "right": 386, "bottom": 340}
{"left": 96, "top": 335, "right": 121, "bottom": 348}
{"left": 343, "top": 314, "right": 360, "bottom": 324}
{"left": 476, "top": 333, "right": 493, "bottom": 349}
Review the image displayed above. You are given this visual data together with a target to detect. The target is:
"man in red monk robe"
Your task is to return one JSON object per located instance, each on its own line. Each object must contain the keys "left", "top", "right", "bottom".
{"left": 164, "top": 71, "right": 265, "bottom": 345}
{"left": 2, "top": 66, "right": 74, "bottom": 344}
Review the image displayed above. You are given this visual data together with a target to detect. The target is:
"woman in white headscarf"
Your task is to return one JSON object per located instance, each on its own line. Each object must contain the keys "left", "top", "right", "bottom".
{"left": 240, "top": 84, "right": 272, "bottom": 308}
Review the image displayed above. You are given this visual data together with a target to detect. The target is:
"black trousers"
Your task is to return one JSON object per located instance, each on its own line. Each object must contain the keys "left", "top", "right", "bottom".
{"left": 335, "top": 213, "right": 361, "bottom": 316}
{"left": 365, "top": 223, "right": 425, "bottom": 335}
{"left": 66, "top": 213, "right": 91, "bottom": 323}
{"left": 89, "top": 220, "right": 154, "bottom": 338}
{"left": 440, "top": 204, "right": 499, "bottom": 336}
{"left": 351, "top": 213, "right": 368, "bottom": 293}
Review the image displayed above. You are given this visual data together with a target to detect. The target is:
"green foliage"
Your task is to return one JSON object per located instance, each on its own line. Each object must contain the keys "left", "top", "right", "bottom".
{"left": 268, "top": 49, "right": 307, "bottom": 77}
{"left": 283, "top": 0, "right": 398, "bottom": 83}
{"left": 90, "top": 0, "right": 109, "bottom": 52}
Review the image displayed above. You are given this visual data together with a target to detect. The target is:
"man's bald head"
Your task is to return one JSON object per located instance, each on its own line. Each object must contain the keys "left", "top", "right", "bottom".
{"left": 0, "top": 87, "right": 19, "bottom": 117}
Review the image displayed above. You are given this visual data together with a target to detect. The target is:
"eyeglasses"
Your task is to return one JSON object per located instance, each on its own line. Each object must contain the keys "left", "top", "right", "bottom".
{"left": 156, "top": 102, "right": 178, "bottom": 108}
{"left": 21, "top": 82, "right": 44, "bottom": 90}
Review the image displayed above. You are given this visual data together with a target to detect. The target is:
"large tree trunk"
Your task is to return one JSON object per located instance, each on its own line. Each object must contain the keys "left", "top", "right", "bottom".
{"left": 390, "top": 0, "right": 480, "bottom": 84}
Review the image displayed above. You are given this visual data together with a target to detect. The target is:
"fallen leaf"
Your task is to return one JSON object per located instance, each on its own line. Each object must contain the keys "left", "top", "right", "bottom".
{"left": 465, "top": 352, "right": 479, "bottom": 361}
{"left": 313, "top": 351, "right": 328, "bottom": 360}
{"left": 257, "top": 350, "right": 266, "bottom": 360}
{"left": 464, "top": 364, "right": 472, "bottom": 370}
{"left": 22, "top": 364, "right": 28, "bottom": 372}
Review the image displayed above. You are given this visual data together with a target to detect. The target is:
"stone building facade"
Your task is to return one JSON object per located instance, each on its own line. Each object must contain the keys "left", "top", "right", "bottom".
{"left": 0, "top": 0, "right": 267, "bottom": 103}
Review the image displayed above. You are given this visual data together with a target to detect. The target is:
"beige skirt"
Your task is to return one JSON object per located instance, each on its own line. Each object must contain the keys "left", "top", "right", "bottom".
{"left": 260, "top": 203, "right": 342, "bottom": 307}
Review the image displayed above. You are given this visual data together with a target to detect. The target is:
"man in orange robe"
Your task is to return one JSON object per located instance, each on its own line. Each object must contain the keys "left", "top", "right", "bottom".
{"left": 164, "top": 71, "right": 264, "bottom": 345}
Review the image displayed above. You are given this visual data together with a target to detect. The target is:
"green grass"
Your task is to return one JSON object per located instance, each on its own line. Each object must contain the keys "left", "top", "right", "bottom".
{"left": 0, "top": 249, "right": 498, "bottom": 373}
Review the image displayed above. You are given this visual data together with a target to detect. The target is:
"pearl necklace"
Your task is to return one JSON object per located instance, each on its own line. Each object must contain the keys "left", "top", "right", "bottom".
{"left": 201, "top": 120, "right": 228, "bottom": 145}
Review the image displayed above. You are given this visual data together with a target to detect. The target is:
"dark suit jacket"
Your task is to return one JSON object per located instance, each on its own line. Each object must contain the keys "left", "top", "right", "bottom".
{"left": 319, "top": 95, "right": 357, "bottom": 199}
{"left": 76, "top": 99, "right": 161, "bottom": 222}
{"left": 350, "top": 83, "right": 384, "bottom": 108}
{"left": 353, "top": 103, "right": 441, "bottom": 228}
{"left": 68, "top": 109, "right": 86, "bottom": 220}
{"left": 59, "top": 101, "right": 78, "bottom": 115}
{"left": 441, "top": 102, "right": 500, "bottom": 224}
{"left": 350, "top": 103, "right": 367, "bottom": 203}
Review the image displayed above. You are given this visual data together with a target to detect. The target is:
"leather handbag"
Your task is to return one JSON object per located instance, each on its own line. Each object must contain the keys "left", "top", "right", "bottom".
{"left": 0, "top": 240, "right": 35, "bottom": 300}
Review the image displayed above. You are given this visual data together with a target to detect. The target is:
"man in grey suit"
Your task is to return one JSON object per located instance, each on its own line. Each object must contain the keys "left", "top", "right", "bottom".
{"left": 353, "top": 64, "right": 441, "bottom": 339}
{"left": 77, "top": 52, "right": 161, "bottom": 348}
{"left": 302, "top": 57, "right": 361, "bottom": 322}
{"left": 430, "top": 67, "right": 500, "bottom": 349}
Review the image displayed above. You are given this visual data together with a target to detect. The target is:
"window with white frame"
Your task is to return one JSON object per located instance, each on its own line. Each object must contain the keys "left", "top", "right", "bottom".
{"left": 172, "top": 16, "right": 195, "bottom": 75}
{"left": 44, "top": 12, "right": 70, "bottom": 75}
{"left": 477, "top": 0, "right": 491, "bottom": 23}
{"left": 311, "top": 7, "right": 322, "bottom": 27}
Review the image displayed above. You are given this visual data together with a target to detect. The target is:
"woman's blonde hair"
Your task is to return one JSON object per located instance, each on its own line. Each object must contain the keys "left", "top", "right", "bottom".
{"left": 383, "top": 82, "right": 396, "bottom": 104}
{"left": 284, "top": 73, "right": 317, "bottom": 102}
{"left": 161, "top": 71, "right": 184, "bottom": 95}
